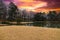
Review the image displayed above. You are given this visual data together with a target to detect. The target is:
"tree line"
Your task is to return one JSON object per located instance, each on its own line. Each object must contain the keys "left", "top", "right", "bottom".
{"left": 0, "top": 2, "right": 60, "bottom": 24}
{"left": 34, "top": 11, "right": 60, "bottom": 21}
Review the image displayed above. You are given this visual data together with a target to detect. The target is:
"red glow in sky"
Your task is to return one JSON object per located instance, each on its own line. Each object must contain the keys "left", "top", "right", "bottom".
{"left": 5, "top": 0, "right": 60, "bottom": 12}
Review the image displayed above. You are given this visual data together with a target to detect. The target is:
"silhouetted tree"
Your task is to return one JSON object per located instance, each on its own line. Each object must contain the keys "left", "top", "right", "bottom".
{"left": 34, "top": 12, "right": 46, "bottom": 21}
{"left": 0, "top": 0, "right": 7, "bottom": 23}
{"left": 8, "top": 2, "right": 18, "bottom": 21}
{"left": 47, "top": 11, "right": 57, "bottom": 21}
{"left": 16, "top": 10, "right": 22, "bottom": 25}
{"left": 56, "top": 12, "right": 60, "bottom": 21}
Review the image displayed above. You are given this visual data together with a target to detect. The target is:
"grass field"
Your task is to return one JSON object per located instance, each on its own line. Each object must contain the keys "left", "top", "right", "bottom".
{"left": 0, "top": 26, "right": 60, "bottom": 40}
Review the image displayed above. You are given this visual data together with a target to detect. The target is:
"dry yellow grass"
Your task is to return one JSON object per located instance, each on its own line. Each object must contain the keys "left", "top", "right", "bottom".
{"left": 0, "top": 26, "right": 60, "bottom": 40}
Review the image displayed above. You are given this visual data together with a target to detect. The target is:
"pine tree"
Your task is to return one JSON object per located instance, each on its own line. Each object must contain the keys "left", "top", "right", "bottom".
{"left": 0, "top": 0, "right": 7, "bottom": 22}
{"left": 47, "top": 11, "right": 57, "bottom": 21}
{"left": 8, "top": 2, "right": 18, "bottom": 21}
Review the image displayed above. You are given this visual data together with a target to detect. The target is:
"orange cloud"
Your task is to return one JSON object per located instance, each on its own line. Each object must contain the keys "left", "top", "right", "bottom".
{"left": 35, "top": 8, "right": 60, "bottom": 13}
{"left": 19, "top": 0, "right": 34, "bottom": 2}
{"left": 13, "top": 0, "right": 60, "bottom": 13}
{"left": 17, "top": 0, "right": 47, "bottom": 11}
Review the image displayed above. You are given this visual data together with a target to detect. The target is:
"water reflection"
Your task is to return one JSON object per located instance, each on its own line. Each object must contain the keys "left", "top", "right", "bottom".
{"left": 33, "top": 21, "right": 60, "bottom": 28}
{"left": 33, "top": 21, "right": 46, "bottom": 27}
{"left": 25, "top": 21, "right": 60, "bottom": 28}
{"left": 0, "top": 21, "right": 60, "bottom": 28}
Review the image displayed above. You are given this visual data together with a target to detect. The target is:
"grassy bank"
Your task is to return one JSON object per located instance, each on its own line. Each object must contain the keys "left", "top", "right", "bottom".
{"left": 0, "top": 26, "right": 60, "bottom": 40}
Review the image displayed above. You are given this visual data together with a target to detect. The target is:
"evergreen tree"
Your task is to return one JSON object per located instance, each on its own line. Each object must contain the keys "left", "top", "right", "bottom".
{"left": 8, "top": 2, "right": 18, "bottom": 21}
{"left": 34, "top": 12, "right": 46, "bottom": 21}
{"left": 56, "top": 12, "right": 60, "bottom": 21}
{"left": 47, "top": 11, "right": 57, "bottom": 21}
{"left": 0, "top": 0, "right": 7, "bottom": 22}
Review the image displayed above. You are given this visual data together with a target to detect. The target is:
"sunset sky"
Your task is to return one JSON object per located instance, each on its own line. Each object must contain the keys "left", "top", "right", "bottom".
{"left": 4, "top": 0, "right": 60, "bottom": 12}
